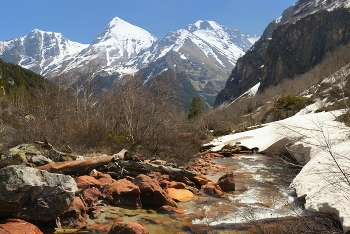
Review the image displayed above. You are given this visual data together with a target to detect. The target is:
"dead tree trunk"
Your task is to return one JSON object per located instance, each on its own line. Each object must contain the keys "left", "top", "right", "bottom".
{"left": 36, "top": 156, "right": 114, "bottom": 174}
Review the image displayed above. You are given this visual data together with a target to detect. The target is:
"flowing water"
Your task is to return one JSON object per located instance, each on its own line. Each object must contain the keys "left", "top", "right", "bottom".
{"left": 79, "top": 154, "right": 306, "bottom": 233}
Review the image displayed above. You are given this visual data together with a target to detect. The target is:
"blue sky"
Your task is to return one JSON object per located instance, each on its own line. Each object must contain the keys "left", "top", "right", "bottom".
{"left": 0, "top": 0, "right": 296, "bottom": 44}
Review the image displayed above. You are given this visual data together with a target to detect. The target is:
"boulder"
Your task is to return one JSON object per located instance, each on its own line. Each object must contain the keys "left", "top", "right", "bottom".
{"left": 180, "top": 176, "right": 196, "bottom": 187}
{"left": 89, "top": 169, "right": 114, "bottom": 185}
{"left": 192, "top": 174, "right": 213, "bottom": 188}
{"left": 28, "top": 154, "right": 52, "bottom": 166}
{"left": 103, "top": 179, "right": 142, "bottom": 208}
{"left": 76, "top": 175, "right": 103, "bottom": 189}
{"left": 202, "top": 182, "right": 224, "bottom": 196}
{"left": 59, "top": 196, "right": 88, "bottom": 229}
{"left": 167, "top": 188, "right": 194, "bottom": 202}
{"left": 88, "top": 202, "right": 107, "bottom": 219}
{"left": 0, "top": 144, "right": 52, "bottom": 167}
{"left": 83, "top": 187, "right": 103, "bottom": 207}
{"left": 108, "top": 221, "right": 149, "bottom": 234}
{"left": 0, "top": 165, "right": 78, "bottom": 221}
{"left": 288, "top": 143, "right": 311, "bottom": 163}
{"left": 0, "top": 218, "right": 43, "bottom": 234}
{"left": 217, "top": 173, "right": 235, "bottom": 192}
{"left": 133, "top": 174, "right": 177, "bottom": 207}
{"left": 166, "top": 181, "right": 186, "bottom": 189}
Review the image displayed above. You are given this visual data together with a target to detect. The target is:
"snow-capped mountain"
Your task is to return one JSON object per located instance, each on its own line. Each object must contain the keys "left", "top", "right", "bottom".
{"left": 0, "top": 17, "right": 258, "bottom": 106}
{"left": 0, "top": 17, "right": 157, "bottom": 77}
{"left": 122, "top": 20, "right": 258, "bottom": 72}
{"left": 117, "top": 20, "right": 258, "bottom": 105}
{"left": 70, "top": 17, "right": 157, "bottom": 74}
{"left": 0, "top": 29, "right": 88, "bottom": 75}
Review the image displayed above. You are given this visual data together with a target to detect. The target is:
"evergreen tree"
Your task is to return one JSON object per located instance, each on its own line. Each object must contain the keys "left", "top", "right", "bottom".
{"left": 187, "top": 96, "right": 204, "bottom": 119}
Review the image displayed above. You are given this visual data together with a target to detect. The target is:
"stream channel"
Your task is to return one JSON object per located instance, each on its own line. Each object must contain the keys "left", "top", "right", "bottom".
{"left": 81, "top": 154, "right": 308, "bottom": 234}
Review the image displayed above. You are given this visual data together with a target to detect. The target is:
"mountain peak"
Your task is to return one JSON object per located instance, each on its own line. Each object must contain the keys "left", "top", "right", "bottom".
{"left": 92, "top": 16, "right": 157, "bottom": 45}
{"left": 29, "top": 29, "right": 49, "bottom": 37}
{"left": 28, "top": 29, "right": 65, "bottom": 39}
{"left": 31, "top": 28, "right": 42, "bottom": 34}
{"left": 186, "top": 20, "right": 222, "bottom": 32}
{"left": 108, "top": 16, "right": 130, "bottom": 28}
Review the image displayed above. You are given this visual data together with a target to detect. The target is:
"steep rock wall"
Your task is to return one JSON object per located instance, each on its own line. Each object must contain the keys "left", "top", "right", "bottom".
{"left": 215, "top": 8, "right": 350, "bottom": 106}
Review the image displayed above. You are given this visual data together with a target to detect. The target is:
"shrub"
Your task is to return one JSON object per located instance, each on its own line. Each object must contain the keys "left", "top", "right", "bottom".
{"left": 261, "top": 94, "right": 313, "bottom": 123}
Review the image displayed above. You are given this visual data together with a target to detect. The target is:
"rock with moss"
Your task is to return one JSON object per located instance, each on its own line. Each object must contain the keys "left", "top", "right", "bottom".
{"left": 0, "top": 144, "right": 52, "bottom": 168}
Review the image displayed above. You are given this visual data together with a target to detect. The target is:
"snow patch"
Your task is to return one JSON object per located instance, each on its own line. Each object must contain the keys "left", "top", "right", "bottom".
{"left": 207, "top": 108, "right": 350, "bottom": 232}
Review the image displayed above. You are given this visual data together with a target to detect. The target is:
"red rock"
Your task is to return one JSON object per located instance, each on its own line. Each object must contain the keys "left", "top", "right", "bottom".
{"left": 192, "top": 174, "right": 214, "bottom": 187}
{"left": 108, "top": 221, "right": 149, "bottom": 234}
{"left": 0, "top": 218, "right": 43, "bottom": 234}
{"left": 88, "top": 203, "right": 107, "bottom": 219}
{"left": 217, "top": 172, "right": 235, "bottom": 192}
{"left": 83, "top": 187, "right": 103, "bottom": 207}
{"left": 167, "top": 188, "right": 194, "bottom": 202}
{"left": 125, "top": 176, "right": 134, "bottom": 181}
{"left": 157, "top": 205, "right": 185, "bottom": 214}
{"left": 180, "top": 176, "right": 196, "bottom": 187}
{"left": 133, "top": 174, "right": 177, "bottom": 207}
{"left": 89, "top": 169, "right": 115, "bottom": 185}
{"left": 166, "top": 181, "right": 186, "bottom": 189}
{"left": 76, "top": 175, "right": 102, "bottom": 189}
{"left": 59, "top": 196, "right": 88, "bottom": 229}
{"left": 103, "top": 179, "right": 142, "bottom": 208}
{"left": 202, "top": 182, "right": 224, "bottom": 196}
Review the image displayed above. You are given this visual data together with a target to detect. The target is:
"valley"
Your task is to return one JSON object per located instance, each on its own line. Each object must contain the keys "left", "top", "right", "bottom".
{"left": 1, "top": 0, "right": 350, "bottom": 233}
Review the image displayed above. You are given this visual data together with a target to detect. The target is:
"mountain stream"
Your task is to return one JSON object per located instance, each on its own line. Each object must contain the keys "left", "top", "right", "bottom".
{"left": 83, "top": 154, "right": 306, "bottom": 233}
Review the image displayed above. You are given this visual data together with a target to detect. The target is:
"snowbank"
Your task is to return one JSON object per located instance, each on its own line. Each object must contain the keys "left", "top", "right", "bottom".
{"left": 207, "top": 109, "right": 350, "bottom": 231}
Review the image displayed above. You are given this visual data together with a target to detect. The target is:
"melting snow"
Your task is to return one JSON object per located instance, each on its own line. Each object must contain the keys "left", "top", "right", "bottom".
{"left": 180, "top": 53, "right": 187, "bottom": 59}
{"left": 207, "top": 106, "right": 350, "bottom": 232}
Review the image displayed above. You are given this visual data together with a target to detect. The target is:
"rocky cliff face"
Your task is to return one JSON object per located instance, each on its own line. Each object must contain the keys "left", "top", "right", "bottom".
{"left": 263, "top": 8, "right": 350, "bottom": 88}
{"left": 215, "top": 1, "right": 350, "bottom": 107}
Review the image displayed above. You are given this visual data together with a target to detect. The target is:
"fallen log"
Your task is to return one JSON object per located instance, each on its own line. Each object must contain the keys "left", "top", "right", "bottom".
{"left": 36, "top": 156, "right": 114, "bottom": 174}
{"left": 36, "top": 156, "right": 197, "bottom": 179}
{"left": 116, "top": 160, "right": 197, "bottom": 178}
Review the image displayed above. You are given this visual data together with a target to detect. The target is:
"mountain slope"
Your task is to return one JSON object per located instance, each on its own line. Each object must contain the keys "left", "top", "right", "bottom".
{"left": 215, "top": 0, "right": 350, "bottom": 107}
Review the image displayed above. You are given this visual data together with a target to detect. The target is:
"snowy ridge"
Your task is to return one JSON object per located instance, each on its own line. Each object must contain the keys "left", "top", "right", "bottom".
{"left": 218, "top": 82, "right": 261, "bottom": 108}
{"left": 0, "top": 29, "right": 88, "bottom": 75}
{"left": 120, "top": 20, "right": 258, "bottom": 73}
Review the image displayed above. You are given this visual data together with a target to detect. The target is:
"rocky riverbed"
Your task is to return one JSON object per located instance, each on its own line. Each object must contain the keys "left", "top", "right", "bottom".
{"left": 0, "top": 143, "right": 344, "bottom": 234}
